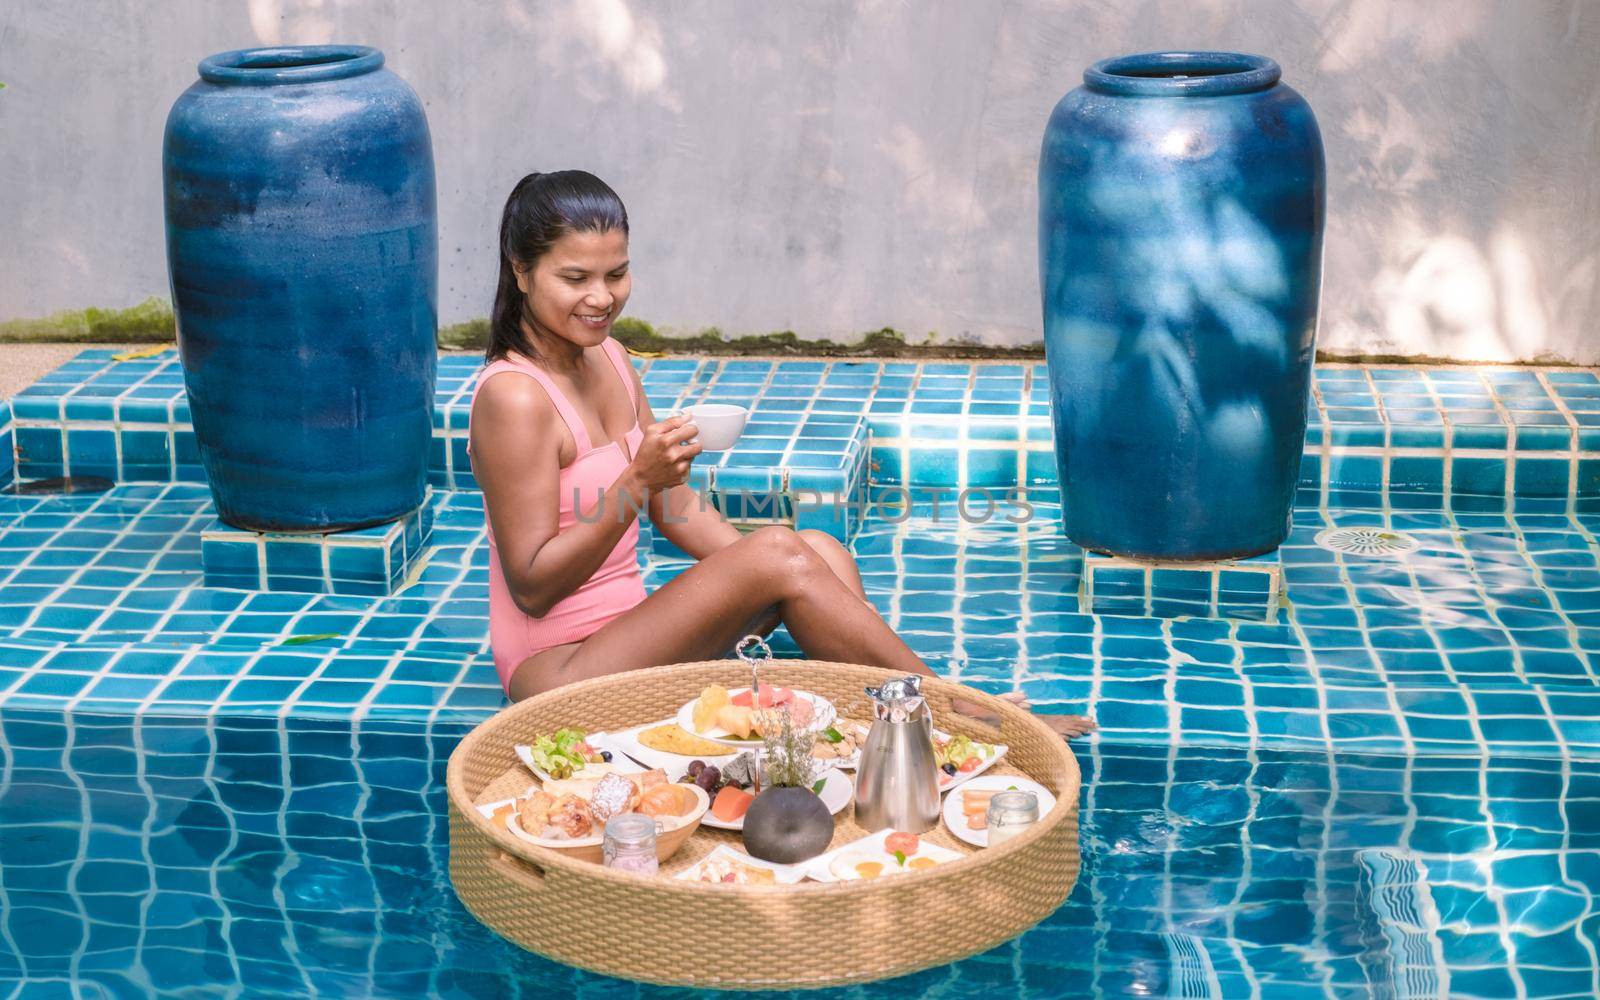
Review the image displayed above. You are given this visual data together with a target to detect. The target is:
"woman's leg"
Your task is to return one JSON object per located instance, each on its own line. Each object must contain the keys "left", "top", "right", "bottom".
{"left": 796, "top": 529, "right": 1092, "bottom": 737}
{"left": 736, "top": 528, "right": 871, "bottom": 642}
{"left": 508, "top": 529, "right": 858, "bottom": 700}
{"left": 507, "top": 525, "right": 1095, "bottom": 738}
{"left": 509, "top": 525, "right": 928, "bottom": 697}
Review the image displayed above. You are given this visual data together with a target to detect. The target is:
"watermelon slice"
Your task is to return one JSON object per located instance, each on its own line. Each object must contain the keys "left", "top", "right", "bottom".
{"left": 732, "top": 684, "right": 795, "bottom": 709}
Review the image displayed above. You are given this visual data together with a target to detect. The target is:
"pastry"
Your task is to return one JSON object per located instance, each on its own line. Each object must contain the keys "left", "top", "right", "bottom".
{"left": 637, "top": 784, "right": 689, "bottom": 819}
{"left": 589, "top": 772, "right": 638, "bottom": 824}
{"left": 518, "top": 790, "right": 556, "bottom": 832}
{"left": 546, "top": 794, "right": 594, "bottom": 838}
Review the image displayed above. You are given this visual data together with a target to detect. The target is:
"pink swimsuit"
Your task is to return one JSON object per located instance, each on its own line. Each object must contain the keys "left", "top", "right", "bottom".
{"left": 467, "top": 337, "right": 647, "bottom": 690}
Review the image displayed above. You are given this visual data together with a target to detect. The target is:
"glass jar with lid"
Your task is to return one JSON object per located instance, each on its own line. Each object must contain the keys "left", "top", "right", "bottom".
{"left": 985, "top": 790, "right": 1040, "bottom": 847}
{"left": 602, "top": 813, "right": 659, "bottom": 874}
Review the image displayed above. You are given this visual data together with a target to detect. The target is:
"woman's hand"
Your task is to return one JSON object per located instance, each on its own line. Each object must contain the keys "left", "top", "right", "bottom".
{"left": 627, "top": 413, "right": 702, "bottom": 493}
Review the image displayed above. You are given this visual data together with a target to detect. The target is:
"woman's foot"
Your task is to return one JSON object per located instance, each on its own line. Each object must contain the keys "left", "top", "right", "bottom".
{"left": 1040, "top": 713, "right": 1097, "bottom": 739}
{"left": 957, "top": 690, "right": 1097, "bottom": 740}
{"left": 1000, "top": 691, "right": 1097, "bottom": 739}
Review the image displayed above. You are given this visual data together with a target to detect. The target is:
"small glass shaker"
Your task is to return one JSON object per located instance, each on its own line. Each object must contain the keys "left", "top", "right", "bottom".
{"left": 602, "top": 813, "right": 659, "bottom": 874}
{"left": 985, "top": 790, "right": 1040, "bottom": 847}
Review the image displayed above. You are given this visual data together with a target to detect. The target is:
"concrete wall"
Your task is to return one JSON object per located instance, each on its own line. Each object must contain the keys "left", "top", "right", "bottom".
{"left": 3, "top": 0, "right": 1597, "bottom": 363}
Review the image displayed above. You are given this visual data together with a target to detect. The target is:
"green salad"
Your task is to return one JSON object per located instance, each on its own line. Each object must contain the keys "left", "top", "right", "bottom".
{"left": 933, "top": 734, "right": 994, "bottom": 776}
{"left": 526, "top": 728, "right": 600, "bottom": 779}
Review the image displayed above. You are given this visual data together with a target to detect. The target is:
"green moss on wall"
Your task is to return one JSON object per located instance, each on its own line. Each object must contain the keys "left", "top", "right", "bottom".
{"left": 439, "top": 315, "right": 1047, "bottom": 358}
{"left": 437, "top": 318, "right": 490, "bottom": 350}
{"left": 0, "top": 297, "right": 176, "bottom": 343}
{"left": 4, "top": 299, "right": 1579, "bottom": 365}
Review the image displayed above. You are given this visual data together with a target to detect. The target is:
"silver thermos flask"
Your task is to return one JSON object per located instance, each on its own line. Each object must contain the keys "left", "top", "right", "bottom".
{"left": 853, "top": 674, "right": 941, "bottom": 833}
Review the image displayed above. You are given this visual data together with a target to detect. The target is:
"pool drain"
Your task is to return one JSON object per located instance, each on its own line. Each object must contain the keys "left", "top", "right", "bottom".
{"left": 1314, "top": 526, "right": 1420, "bottom": 557}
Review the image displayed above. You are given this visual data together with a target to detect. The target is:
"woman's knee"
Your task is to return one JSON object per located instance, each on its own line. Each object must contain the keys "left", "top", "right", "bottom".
{"left": 796, "top": 528, "right": 846, "bottom": 559}
{"left": 738, "top": 525, "right": 826, "bottom": 591}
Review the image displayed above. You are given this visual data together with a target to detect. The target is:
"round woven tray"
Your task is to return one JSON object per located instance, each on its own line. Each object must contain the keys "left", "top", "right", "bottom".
{"left": 446, "top": 659, "right": 1081, "bottom": 990}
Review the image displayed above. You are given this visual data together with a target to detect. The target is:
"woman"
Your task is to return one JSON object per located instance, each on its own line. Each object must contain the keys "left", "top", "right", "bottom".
{"left": 468, "top": 170, "right": 1094, "bottom": 738}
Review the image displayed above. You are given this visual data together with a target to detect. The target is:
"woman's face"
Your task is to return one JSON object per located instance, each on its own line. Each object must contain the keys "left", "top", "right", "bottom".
{"left": 517, "top": 227, "right": 631, "bottom": 348}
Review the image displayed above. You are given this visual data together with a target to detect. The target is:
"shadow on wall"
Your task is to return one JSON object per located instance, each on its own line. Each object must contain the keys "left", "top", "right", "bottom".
{"left": 208, "top": 0, "right": 1600, "bottom": 363}
{"left": 1299, "top": 0, "right": 1600, "bottom": 363}
{"left": 247, "top": 0, "right": 678, "bottom": 109}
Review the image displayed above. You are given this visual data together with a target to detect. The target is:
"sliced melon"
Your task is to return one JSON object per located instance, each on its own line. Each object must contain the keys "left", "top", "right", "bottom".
{"left": 693, "top": 684, "right": 729, "bottom": 733}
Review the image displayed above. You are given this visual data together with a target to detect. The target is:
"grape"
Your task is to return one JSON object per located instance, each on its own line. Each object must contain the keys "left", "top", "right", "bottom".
{"left": 687, "top": 760, "right": 705, "bottom": 778}
{"left": 695, "top": 765, "right": 721, "bottom": 792}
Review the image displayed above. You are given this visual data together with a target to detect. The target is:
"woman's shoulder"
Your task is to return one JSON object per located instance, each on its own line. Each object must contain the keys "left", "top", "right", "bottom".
{"left": 471, "top": 363, "right": 558, "bottom": 427}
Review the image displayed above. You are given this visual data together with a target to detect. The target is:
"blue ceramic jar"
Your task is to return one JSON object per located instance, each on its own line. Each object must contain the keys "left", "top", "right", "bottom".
{"left": 163, "top": 45, "right": 437, "bottom": 532}
{"left": 1038, "top": 52, "right": 1324, "bottom": 560}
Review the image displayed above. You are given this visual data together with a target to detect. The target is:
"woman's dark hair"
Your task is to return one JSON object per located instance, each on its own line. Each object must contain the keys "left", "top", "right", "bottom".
{"left": 488, "top": 170, "right": 629, "bottom": 362}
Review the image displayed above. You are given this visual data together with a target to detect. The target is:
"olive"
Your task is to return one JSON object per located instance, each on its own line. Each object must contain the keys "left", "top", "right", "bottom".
{"left": 941, "top": 762, "right": 958, "bottom": 776}
{"left": 599, "top": 750, "right": 613, "bottom": 763}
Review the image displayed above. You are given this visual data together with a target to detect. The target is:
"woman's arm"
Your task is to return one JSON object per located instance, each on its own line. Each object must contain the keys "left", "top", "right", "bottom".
{"left": 627, "top": 366, "right": 743, "bottom": 560}
{"left": 470, "top": 372, "right": 650, "bottom": 617}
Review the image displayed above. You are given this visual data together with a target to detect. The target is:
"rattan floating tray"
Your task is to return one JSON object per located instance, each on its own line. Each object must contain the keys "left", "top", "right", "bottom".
{"left": 447, "top": 659, "right": 1081, "bottom": 990}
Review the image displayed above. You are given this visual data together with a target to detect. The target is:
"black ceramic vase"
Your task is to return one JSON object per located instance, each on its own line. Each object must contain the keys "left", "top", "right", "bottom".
{"left": 741, "top": 786, "right": 833, "bottom": 864}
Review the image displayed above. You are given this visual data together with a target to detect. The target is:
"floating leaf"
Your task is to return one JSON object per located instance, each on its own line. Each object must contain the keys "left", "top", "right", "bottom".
{"left": 280, "top": 632, "right": 341, "bottom": 646}
{"left": 112, "top": 343, "right": 174, "bottom": 362}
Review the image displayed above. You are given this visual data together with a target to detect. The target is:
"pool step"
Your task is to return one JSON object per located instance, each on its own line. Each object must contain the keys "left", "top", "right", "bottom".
{"left": 6, "top": 352, "right": 1597, "bottom": 524}
{"left": 1079, "top": 548, "right": 1282, "bottom": 623}
{"left": 200, "top": 500, "right": 434, "bottom": 596}
{"left": 5, "top": 350, "right": 874, "bottom": 543}
{"left": 1351, "top": 848, "right": 1600, "bottom": 999}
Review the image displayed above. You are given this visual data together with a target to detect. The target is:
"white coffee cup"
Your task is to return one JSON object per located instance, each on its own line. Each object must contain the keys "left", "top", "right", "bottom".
{"left": 670, "top": 403, "right": 749, "bottom": 452}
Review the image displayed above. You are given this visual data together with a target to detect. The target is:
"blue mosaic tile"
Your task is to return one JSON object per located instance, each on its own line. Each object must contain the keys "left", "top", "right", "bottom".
{"left": 0, "top": 706, "right": 1586, "bottom": 997}
{"left": 1081, "top": 549, "right": 1283, "bottom": 622}
{"left": 200, "top": 499, "right": 433, "bottom": 596}
{"left": 0, "top": 401, "right": 12, "bottom": 491}
{"left": 15, "top": 353, "right": 1600, "bottom": 518}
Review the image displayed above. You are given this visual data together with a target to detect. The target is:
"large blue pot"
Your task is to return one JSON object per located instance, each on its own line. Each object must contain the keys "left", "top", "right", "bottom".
{"left": 163, "top": 45, "right": 437, "bottom": 532}
{"left": 1038, "top": 52, "right": 1324, "bottom": 561}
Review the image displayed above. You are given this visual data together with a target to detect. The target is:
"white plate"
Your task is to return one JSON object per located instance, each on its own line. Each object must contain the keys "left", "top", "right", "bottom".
{"left": 616, "top": 718, "right": 862, "bottom": 775}
{"left": 606, "top": 720, "right": 738, "bottom": 780}
{"left": 801, "top": 828, "right": 966, "bottom": 883}
{"left": 675, "top": 688, "right": 837, "bottom": 748}
{"left": 501, "top": 783, "right": 708, "bottom": 848}
{"left": 940, "top": 774, "right": 1058, "bottom": 848}
{"left": 673, "top": 844, "right": 809, "bottom": 885}
{"left": 811, "top": 720, "right": 867, "bottom": 770}
{"left": 475, "top": 792, "right": 534, "bottom": 823}
{"left": 699, "top": 769, "right": 854, "bottom": 832}
{"left": 515, "top": 732, "right": 643, "bottom": 784}
{"left": 935, "top": 735, "right": 1009, "bottom": 794}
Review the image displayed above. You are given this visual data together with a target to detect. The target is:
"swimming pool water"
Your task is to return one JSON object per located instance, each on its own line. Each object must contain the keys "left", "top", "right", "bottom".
{"left": 3, "top": 353, "right": 1599, "bottom": 996}
{"left": 4, "top": 709, "right": 1597, "bottom": 998}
